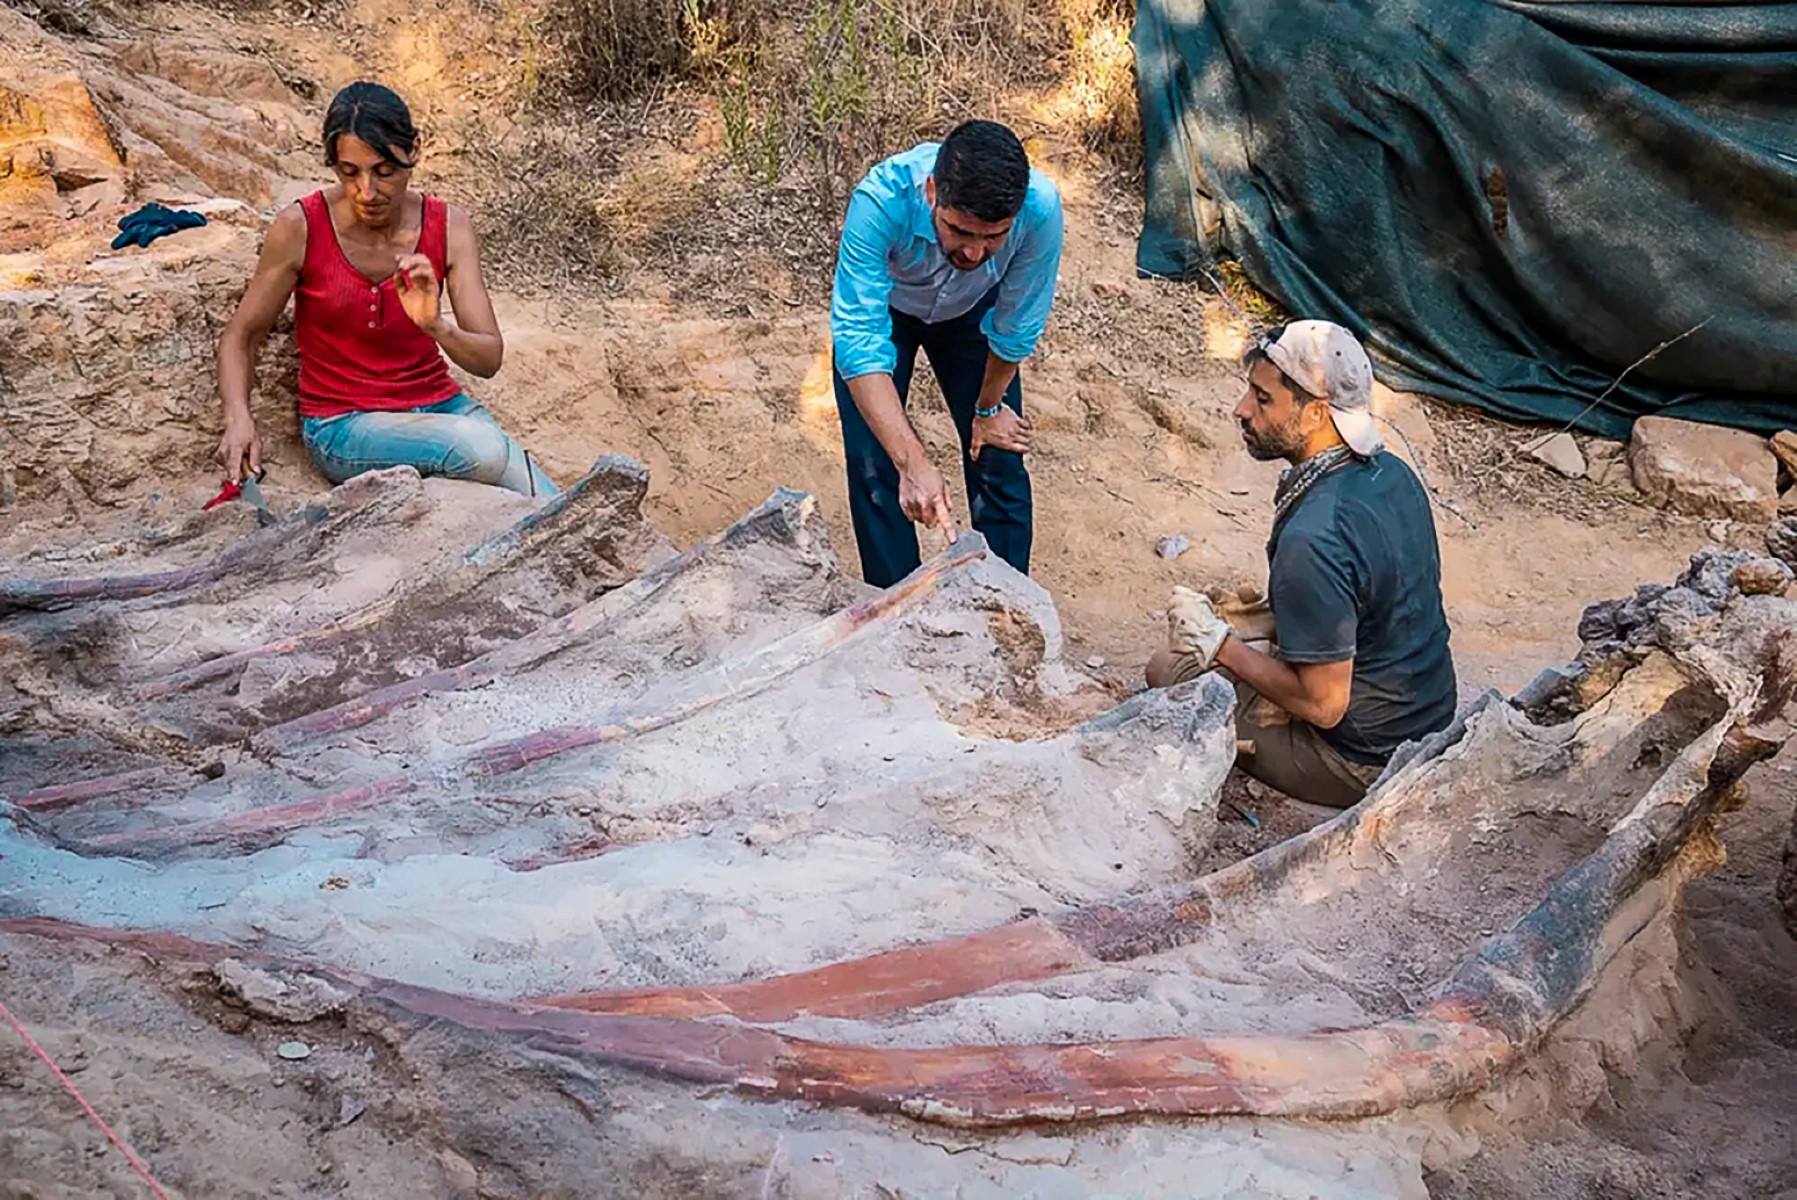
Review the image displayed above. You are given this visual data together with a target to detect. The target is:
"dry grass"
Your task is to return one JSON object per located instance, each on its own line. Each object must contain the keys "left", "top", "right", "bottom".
{"left": 1417, "top": 396, "right": 1652, "bottom": 521}
{"left": 459, "top": 0, "right": 1147, "bottom": 303}
{"left": 1039, "top": 0, "right": 1139, "bottom": 171}
{"left": 462, "top": 123, "right": 630, "bottom": 291}
{"left": 536, "top": 0, "right": 1138, "bottom": 204}
{"left": 711, "top": 0, "right": 1050, "bottom": 212}
{"left": 545, "top": 0, "right": 741, "bottom": 101}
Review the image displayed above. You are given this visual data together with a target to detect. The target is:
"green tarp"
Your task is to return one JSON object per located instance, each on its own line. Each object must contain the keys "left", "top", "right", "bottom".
{"left": 1134, "top": 0, "right": 1797, "bottom": 437}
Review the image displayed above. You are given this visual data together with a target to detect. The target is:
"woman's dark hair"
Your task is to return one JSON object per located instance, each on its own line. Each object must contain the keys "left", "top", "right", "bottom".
{"left": 323, "top": 82, "right": 418, "bottom": 169}
{"left": 933, "top": 120, "right": 1029, "bottom": 224}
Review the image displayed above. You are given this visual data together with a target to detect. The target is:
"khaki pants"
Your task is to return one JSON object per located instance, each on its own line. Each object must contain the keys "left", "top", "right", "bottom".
{"left": 1161, "top": 652, "right": 1381, "bottom": 809}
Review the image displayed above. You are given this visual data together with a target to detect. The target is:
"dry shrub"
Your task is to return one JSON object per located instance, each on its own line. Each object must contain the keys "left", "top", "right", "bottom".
{"left": 546, "top": 0, "right": 743, "bottom": 100}
{"left": 1051, "top": 0, "right": 1139, "bottom": 170}
{"left": 716, "top": 0, "right": 1051, "bottom": 212}
{"left": 487, "top": 0, "right": 1145, "bottom": 296}
{"left": 465, "top": 126, "right": 626, "bottom": 290}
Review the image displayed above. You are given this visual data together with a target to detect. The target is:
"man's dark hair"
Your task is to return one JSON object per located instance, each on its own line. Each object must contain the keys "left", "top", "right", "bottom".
{"left": 1243, "top": 324, "right": 1313, "bottom": 400}
{"left": 933, "top": 120, "right": 1030, "bottom": 223}
{"left": 323, "top": 82, "right": 418, "bottom": 169}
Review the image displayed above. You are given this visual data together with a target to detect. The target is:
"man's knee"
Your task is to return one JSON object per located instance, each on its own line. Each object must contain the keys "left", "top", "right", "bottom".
{"left": 437, "top": 418, "right": 513, "bottom": 485}
{"left": 1145, "top": 648, "right": 1201, "bottom": 690}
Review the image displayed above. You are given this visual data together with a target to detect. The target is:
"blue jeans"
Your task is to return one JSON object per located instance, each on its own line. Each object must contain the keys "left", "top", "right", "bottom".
{"left": 301, "top": 392, "right": 559, "bottom": 497}
{"left": 832, "top": 290, "right": 1032, "bottom": 588}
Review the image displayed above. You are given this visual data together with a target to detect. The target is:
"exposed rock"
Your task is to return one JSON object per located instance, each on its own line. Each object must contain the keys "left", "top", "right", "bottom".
{"left": 1767, "top": 517, "right": 1797, "bottom": 567}
{"left": 1781, "top": 802, "right": 1797, "bottom": 939}
{"left": 1730, "top": 557, "right": 1792, "bottom": 597}
{"left": 1771, "top": 430, "right": 1797, "bottom": 478}
{"left": 1576, "top": 547, "right": 1757, "bottom": 660}
{"left": 0, "top": 68, "right": 126, "bottom": 239}
{"left": 1678, "top": 547, "right": 1753, "bottom": 603}
{"left": 1629, "top": 415, "right": 1778, "bottom": 522}
{"left": 215, "top": 958, "right": 352, "bottom": 1023}
{"left": 0, "top": 6, "right": 314, "bottom": 253}
{"left": 1526, "top": 431, "right": 1586, "bottom": 478}
{"left": 0, "top": 221, "right": 301, "bottom": 507}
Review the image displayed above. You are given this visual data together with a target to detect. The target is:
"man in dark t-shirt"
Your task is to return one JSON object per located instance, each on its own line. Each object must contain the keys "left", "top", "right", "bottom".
{"left": 1145, "top": 321, "right": 1457, "bottom": 807}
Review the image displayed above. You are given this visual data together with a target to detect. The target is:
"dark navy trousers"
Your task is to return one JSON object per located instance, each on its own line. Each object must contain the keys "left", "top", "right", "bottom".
{"left": 832, "top": 294, "right": 1033, "bottom": 588}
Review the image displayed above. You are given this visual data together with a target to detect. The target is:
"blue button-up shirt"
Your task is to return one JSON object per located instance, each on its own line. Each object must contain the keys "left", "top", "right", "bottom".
{"left": 831, "top": 142, "right": 1064, "bottom": 381}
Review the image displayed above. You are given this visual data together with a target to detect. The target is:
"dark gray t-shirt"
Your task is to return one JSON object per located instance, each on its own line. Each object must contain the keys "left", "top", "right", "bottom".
{"left": 1266, "top": 452, "right": 1457, "bottom": 764}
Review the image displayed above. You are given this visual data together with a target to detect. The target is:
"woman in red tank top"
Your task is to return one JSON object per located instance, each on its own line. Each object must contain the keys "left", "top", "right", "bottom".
{"left": 215, "top": 82, "right": 556, "bottom": 497}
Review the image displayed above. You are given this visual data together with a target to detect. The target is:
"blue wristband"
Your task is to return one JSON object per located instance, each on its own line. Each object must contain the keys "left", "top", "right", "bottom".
{"left": 974, "top": 403, "right": 1005, "bottom": 419}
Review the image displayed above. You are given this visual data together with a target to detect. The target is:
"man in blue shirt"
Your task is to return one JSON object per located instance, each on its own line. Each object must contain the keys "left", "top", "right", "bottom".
{"left": 831, "top": 120, "right": 1064, "bottom": 586}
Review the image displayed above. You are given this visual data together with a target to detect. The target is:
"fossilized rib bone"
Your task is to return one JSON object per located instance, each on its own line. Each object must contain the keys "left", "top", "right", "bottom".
{"left": 86, "top": 540, "right": 986, "bottom": 854}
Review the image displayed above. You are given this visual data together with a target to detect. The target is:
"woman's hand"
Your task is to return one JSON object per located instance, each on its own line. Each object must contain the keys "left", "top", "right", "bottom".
{"left": 216, "top": 413, "right": 262, "bottom": 481}
{"left": 394, "top": 253, "right": 443, "bottom": 333}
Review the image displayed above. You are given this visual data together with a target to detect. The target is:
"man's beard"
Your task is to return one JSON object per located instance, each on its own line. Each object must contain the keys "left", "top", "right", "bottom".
{"left": 1240, "top": 415, "right": 1305, "bottom": 461}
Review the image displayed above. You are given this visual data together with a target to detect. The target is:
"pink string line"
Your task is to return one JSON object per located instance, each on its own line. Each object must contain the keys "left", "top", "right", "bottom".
{"left": 0, "top": 994, "right": 173, "bottom": 1199}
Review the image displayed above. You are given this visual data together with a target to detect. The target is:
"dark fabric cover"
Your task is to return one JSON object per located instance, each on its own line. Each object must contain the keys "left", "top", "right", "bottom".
{"left": 1134, "top": 0, "right": 1797, "bottom": 436}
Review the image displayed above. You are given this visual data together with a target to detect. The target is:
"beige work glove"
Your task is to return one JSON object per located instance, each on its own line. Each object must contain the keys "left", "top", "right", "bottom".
{"left": 1208, "top": 582, "right": 1277, "bottom": 642}
{"left": 1166, "top": 585, "right": 1232, "bottom": 670}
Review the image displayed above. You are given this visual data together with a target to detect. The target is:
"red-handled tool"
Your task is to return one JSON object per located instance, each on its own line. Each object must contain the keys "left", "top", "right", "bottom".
{"left": 202, "top": 469, "right": 275, "bottom": 526}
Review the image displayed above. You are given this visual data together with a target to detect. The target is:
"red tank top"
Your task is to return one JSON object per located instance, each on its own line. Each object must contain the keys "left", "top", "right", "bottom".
{"left": 293, "top": 190, "right": 461, "bottom": 418}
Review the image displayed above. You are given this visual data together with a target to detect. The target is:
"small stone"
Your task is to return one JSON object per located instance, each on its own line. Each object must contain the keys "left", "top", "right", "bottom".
{"left": 216, "top": 960, "right": 349, "bottom": 1022}
{"left": 1091, "top": 278, "right": 1130, "bottom": 301}
{"left": 335, "top": 1095, "right": 367, "bottom": 1128}
{"left": 1155, "top": 534, "right": 1189, "bottom": 560}
{"left": 1730, "top": 557, "right": 1792, "bottom": 596}
{"left": 1629, "top": 415, "right": 1778, "bottom": 522}
{"left": 219, "top": 1009, "right": 251, "bottom": 1035}
{"left": 1085, "top": 655, "right": 1106, "bottom": 669}
{"left": 276, "top": 1041, "right": 312, "bottom": 1060}
{"left": 1709, "top": 521, "right": 1731, "bottom": 544}
{"left": 1526, "top": 431, "right": 1586, "bottom": 478}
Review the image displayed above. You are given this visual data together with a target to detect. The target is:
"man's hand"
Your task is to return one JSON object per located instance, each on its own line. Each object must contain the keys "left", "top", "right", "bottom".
{"left": 394, "top": 253, "right": 442, "bottom": 332}
{"left": 1167, "top": 585, "right": 1231, "bottom": 670}
{"left": 216, "top": 415, "right": 262, "bottom": 482}
{"left": 898, "top": 458, "right": 957, "bottom": 542}
{"left": 1209, "top": 582, "right": 1277, "bottom": 642}
{"left": 969, "top": 406, "right": 1033, "bottom": 461}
